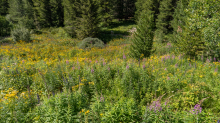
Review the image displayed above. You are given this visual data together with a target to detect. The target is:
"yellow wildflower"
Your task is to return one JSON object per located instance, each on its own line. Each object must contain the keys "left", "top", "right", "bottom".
{"left": 85, "top": 110, "right": 90, "bottom": 115}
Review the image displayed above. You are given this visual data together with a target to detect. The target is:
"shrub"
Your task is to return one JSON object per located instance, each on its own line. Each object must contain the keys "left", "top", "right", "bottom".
{"left": 78, "top": 37, "right": 105, "bottom": 50}
{"left": 11, "top": 26, "right": 31, "bottom": 42}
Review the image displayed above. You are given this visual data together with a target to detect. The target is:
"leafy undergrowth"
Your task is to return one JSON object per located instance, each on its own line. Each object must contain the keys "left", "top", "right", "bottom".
{"left": 0, "top": 25, "right": 220, "bottom": 122}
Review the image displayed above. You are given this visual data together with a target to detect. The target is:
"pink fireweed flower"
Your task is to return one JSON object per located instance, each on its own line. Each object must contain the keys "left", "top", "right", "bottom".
{"left": 206, "top": 58, "right": 210, "bottom": 63}
{"left": 66, "top": 60, "right": 69, "bottom": 64}
{"left": 123, "top": 54, "right": 126, "bottom": 59}
{"left": 178, "top": 55, "right": 181, "bottom": 59}
{"left": 175, "top": 63, "right": 178, "bottom": 68}
{"left": 103, "top": 61, "right": 106, "bottom": 66}
{"left": 172, "top": 55, "right": 175, "bottom": 60}
{"left": 126, "top": 65, "right": 129, "bottom": 70}
{"left": 91, "top": 68, "right": 94, "bottom": 73}
{"left": 100, "top": 94, "right": 104, "bottom": 102}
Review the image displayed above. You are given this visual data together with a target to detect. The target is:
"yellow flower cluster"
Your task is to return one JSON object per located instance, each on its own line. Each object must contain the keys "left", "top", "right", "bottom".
{"left": 72, "top": 81, "right": 95, "bottom": 91}
{"left": 80, "top": 109, "right": 89, "bottom": 115}
{"left": 2, "top": 88, "right": 18, "bottom": 100}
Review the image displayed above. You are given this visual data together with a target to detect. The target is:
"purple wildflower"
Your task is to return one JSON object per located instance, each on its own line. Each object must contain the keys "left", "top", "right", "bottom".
{"left": 123, "top": 54, "right": 126, "bottom": 59}
{"left": 126, "top": 65, "right": 129, "bottom": 70}
{"left": 215, "top": 67, "right": 218, "bottom": 72}
{"left": 167, "top": 76, "right": 170, "bottom": 80}
{"left": 100, "top": 94, "right": 104, "bottom": 102}
{"left": 164, "top": 68, "right": 167, "bottom": 71}
{"left": 206, "top": 58, "right": 210, "bottom": 63}
{"left": 175, "top": 63, "right": 178, "bottom": 68}
{"left": 149, "top": 100, "right": 162, "bottom": 112}
{"left": 91, "top": 68, "right": 94, "bottom": 73}
{"left": 167, "top": 42, "right": 171, "bottom": 48}
{"left": 178, "top": 55, "right": 181, "bottom": 59}
{"left": 191, "top": 104, "right": 202, "bottom": 115}
{"left": 66, "top": 60, "right": 69, "bottom": 64}
{"left": 165, "top": 56, "right": 168, "bottom": 60}
{"left": 172, "top": 55, "right": 175, "bottom": 60}
{"left": 214, "top": 57, "right": 216, "bottom": 62}
{"left": 143, "top": 65, "right": 146, "bottom": 69}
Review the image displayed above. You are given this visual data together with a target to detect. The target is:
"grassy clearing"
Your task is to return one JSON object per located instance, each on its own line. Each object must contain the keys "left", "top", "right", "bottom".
{"left": 0, "top": 21, "right": 220, "bottom": 122}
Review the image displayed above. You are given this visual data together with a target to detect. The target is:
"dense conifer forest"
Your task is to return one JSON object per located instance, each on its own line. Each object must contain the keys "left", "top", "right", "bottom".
{"left": 0, "top": 0, "right": 220, "bottom": 122}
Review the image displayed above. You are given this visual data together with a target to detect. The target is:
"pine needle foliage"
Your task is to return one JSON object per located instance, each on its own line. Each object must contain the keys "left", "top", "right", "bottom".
{"left": 170, "top": 0, "right": 189, "bottom": 44}
{"left": 129, "top": 11, "right": 155, "bottom": 60}
{"left": 75, "top": 0, "right": 100, "bottom": 40}
{"left": 155, "top": 0, "right": 177, "bottom": 43}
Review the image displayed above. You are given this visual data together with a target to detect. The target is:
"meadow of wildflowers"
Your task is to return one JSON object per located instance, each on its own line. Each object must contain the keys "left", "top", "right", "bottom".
{"left": 0, "top": 28, "right": 220, "bottom": 122}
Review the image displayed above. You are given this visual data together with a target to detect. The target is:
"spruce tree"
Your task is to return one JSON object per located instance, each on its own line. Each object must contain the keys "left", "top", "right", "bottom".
{"left": 7, "top": 0, "right": 25, "bottom": 25}
{"left": 33, "top": 0, "right": 52, "bottom": 28}
{"left": 0, "top": 0, "right": 9, "bottom": 16}
{"left": 63, "top": 0, "right": 79, "bottom": 37}
{"left": 170, "top": 0, "right": 189, "bottom": 44}
{"left": 134, "top": 0, "right": 144, "bottom": 21}
{"left": 50, "top": 0, "right": 64, "bottom": 27}
{"left": 135, "top": 0, "right": 160, "bottom": 31}
{"left": 75, "top": 0, "right": 100, "bottom": 39}
{"left": 98, "top": 0, "right": 115, "bottom": 27}
{"left": 130, "top": 8, "right": 155, "bottom": 59}
{"left": 115, "top": 0, "right": 124, "bottom": 20}
{"left": 155, "top": 0, "right": 177, "bottom": 43}
{"left": 0, "top": 15, "right": 11, "bottom": 36}
{"left": 123, "top": 0, "right": 136, "bottom": 20}
{"left": 7, "top": 0, "right": 34, "bottom": 29}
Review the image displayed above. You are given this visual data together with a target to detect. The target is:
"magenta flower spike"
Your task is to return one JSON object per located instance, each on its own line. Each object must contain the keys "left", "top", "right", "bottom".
{"left": 123, "top": 54, "right": 126, "bottom": 59}
{"left": 126, "top": 65, "right": 129, "bottom": 70}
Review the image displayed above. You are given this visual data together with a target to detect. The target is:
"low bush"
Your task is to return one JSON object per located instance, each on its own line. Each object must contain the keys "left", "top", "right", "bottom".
{"left": 78, "top": 37, "right": 105, "bottom": 50}
{"left": 11, "top": 26, "right": 31, "bottom": 42}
